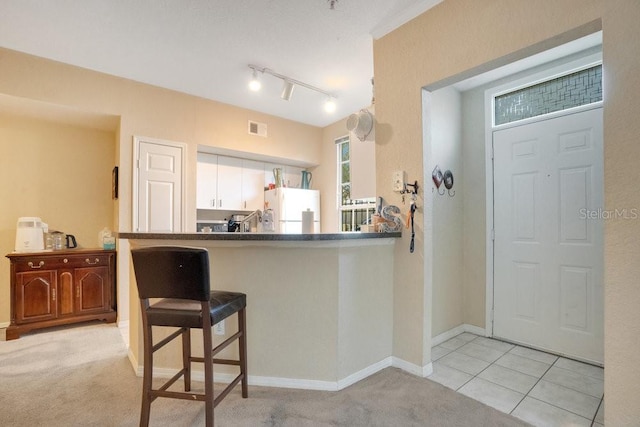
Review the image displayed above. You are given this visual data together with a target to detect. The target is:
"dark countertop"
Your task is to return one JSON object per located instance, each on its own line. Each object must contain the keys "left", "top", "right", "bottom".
{"left": 117, "top": 232, "right": 401, "bottom": 241}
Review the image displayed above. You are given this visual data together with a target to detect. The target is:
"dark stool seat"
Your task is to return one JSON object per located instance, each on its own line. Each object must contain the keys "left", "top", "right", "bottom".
{"left": 146, "top": 291, "right": 246, "bottom": 328}
{"left": 131, "top": 246, "right": 248, "bottom": 427}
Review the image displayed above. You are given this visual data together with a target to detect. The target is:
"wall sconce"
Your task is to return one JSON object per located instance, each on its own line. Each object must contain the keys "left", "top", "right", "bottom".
{"left": 248, "top": 64, "right": 337, "bottom": 112}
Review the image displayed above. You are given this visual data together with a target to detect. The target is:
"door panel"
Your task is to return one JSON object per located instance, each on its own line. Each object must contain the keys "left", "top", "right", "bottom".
{"left": 136, "top": 139, "right": 183, "bottom": 232}
{"left": 493, "top": 108, "right": 603, "bottom": 363}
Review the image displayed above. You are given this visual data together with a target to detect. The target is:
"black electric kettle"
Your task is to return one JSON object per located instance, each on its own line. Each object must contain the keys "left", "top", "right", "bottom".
{"left": 66, "top": 234, "right": 77, "bottom": 248}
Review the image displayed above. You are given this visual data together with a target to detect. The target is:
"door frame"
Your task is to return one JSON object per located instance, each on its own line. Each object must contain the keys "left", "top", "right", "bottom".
{"left": 484, "top": 52, "right": 603, "bottom": 337}
{"left": 132, "top": 135, "right": 187, "bottom": 232}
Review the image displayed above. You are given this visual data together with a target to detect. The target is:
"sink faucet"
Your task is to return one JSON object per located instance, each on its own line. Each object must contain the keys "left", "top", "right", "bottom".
{"left": 239, "top": 209, "right": 262, "bottom": 232}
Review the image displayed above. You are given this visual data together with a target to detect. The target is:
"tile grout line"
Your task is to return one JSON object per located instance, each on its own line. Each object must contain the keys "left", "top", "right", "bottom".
{"left": 510, "top": 358, "right": 600, "bottom": 421}
{"left": 590, "top": 395, "right": 604, "bottom": 427}
{"left": 506, "top": 351, "right": 556, "bottom": 415}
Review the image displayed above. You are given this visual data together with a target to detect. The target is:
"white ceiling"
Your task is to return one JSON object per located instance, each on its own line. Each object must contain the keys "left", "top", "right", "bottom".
{"left": 0, "top": 0, "right": 441, "bottom": 128}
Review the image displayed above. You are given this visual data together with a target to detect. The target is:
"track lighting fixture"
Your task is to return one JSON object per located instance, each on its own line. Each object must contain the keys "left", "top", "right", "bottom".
{"left": 248, "top": 64, "right": 337, "bottom": 113}
{"left": 248, "top": 69, "right": 261, "bottom": 91}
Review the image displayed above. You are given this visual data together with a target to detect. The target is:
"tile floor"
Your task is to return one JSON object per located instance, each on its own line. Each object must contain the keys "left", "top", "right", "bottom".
{"left": 428, "top": 333, "right": 604, "bottom": 427}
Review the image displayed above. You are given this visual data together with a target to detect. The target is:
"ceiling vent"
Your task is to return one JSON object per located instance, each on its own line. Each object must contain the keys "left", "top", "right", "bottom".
{"left": 248, "top": 120, "right": 268, "bottom": 137}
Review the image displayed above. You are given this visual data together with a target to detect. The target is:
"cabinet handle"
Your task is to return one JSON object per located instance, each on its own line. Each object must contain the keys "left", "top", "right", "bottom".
{"left": 212, "top": 199, "right": 216, "bottom": 208}
{"left": 76, "top": 286, "right": 80, "bottom": 298}
{"left": 63, "top": 258, "right": 68, "bottom": 263}
{"left": 52, "top": 288, "right": 56, "bottom": 301}
{"left": 85, "top": 258, "right": 100, "bottom": 265}
{"left": 219, "top": 199, "right": 222, "bottom": 208}
{"left": 244, "top": 201, "right": 247, "bottom": 209}
{"left": 28, "top": 261, "right": 45, "bottom": 269}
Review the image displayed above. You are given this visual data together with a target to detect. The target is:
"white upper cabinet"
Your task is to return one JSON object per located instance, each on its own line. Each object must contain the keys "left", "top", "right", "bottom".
{"left": 242, "top": 159, "right": 265, "bottom": 211}
{"left": 215, "top": 156, "right": 243, "bottom": 210}
{"left": 197, "top": 153, "right": 268, "bottom": 211}
{"left": 196, "top": 152, "right": 219, "bottom": 209}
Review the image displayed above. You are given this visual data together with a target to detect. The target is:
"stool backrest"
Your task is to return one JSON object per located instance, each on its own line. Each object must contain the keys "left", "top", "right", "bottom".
{"left": 132, "top": 246, "right": 210, "bottom": 301}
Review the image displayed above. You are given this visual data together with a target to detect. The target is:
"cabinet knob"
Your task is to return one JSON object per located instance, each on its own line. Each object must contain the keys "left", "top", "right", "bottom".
{"left": 63, "top": 258, "right": 68, "bottom": 263}
{"left": 85, "top": 258, "right": 100, "bottom": 265}
{"left": 28, "top": 261, "right": 45, "bottom": 269}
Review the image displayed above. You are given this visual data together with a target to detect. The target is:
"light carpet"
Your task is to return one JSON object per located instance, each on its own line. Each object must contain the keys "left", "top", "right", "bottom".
{"left": 0, "top": 323, "right": 531, "bottom": 426}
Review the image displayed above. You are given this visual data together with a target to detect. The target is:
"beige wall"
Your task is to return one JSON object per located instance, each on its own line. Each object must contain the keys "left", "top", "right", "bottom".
{"left": 427, "top": 87, "right": 464, "bottom": 336}
{"left": 374, "top": 0, "right": 640, "bottom": 423}
{"left": 0, "top": 114, "right": 115, "bottom": 324}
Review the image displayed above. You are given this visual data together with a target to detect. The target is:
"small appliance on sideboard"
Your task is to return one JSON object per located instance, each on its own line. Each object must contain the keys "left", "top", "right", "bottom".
{"left": 15, "top": 217, "right": 45, "bottom": 252}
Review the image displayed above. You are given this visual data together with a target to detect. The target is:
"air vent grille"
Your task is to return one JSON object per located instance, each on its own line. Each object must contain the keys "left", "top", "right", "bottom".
{"left": 248, "top": 120, "right": 267, "bottom": 137}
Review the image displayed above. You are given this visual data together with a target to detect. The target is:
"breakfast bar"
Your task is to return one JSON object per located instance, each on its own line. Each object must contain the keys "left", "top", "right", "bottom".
{"left": 118, "top": 232, "right": 400, "bottom": 390}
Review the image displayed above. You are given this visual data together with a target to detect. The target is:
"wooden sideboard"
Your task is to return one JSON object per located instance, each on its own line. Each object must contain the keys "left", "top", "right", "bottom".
{"left": 5, "top": 249, "right": 117, "bottom": 340}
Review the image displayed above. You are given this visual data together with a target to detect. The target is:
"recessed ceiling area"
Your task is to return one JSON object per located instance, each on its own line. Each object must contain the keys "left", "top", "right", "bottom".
{"left": 0, "top": 1, "right": 442, "bottom": 128}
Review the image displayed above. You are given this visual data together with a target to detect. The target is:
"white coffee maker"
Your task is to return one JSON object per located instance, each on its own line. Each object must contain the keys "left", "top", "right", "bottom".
{"left": 15, "top": 217, "right": 45, "bottom": 252}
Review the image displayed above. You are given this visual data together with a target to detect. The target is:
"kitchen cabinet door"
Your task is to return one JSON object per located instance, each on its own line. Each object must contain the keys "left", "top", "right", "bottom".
{"left": 242, "top": 159, "right": 265, "bottom": 211}
{"left": 216, "top": 156, "right": 243, "bottom": 210}
{"left": 197, "top": 153, "right": 218, "bottom": 209}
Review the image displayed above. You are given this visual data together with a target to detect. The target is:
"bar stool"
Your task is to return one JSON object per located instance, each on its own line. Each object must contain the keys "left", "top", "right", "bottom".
{"left": 131, "top": 246, "right": 248, "bottom": 427}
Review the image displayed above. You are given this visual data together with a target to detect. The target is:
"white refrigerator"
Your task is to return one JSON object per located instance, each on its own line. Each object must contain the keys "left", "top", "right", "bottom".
{"left": 264, "top": 188, "right": 320, "bottom": 233}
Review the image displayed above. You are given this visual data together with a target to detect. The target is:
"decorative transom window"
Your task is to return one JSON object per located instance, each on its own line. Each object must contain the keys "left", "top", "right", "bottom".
{"left": 494, "top": 64, "right": 602, "bottom": 126}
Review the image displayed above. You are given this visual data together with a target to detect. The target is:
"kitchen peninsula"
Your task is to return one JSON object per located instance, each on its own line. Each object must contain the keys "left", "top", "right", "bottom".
{"left": 119, "top": 231, "right": 400, "bottom": 390}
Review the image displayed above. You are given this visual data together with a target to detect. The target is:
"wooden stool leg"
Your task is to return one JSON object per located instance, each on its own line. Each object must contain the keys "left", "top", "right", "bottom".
{"left": 239, "top": 307, "right": 248, "bottom": 398}
{"left": 182, "top": 327, "right": 191, "bottom": 391}
{"left": 140, "top": 322, "right": 153, "bottom": 427}
{"left": 203, "top": 311, "right": 214, "bottom": 427}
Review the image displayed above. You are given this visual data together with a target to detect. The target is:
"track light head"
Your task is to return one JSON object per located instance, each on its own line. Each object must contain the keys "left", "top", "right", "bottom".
{"left": 324, "top": 97, "right": 337, "bottom": 113}
{"left": 248, "top": 69, "right": 261, "bottom": 91}
{"left": 281, "top": 80, "right": 295, "bottom": 101}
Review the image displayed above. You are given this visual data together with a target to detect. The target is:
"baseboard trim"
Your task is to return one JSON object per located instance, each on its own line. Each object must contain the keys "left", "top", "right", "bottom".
{"left": 337, "top": 357, "right": 393, "bottom": 390}
{"left": 134, "top": 356, "right": 428, "bottom": 391}
{"left": 392, "top": 357, "right": 433, "bottom": 377}
{"left": 0, "top": 322, "right": 10, "bottom": 328}
{"left": 432, "top": 323, "right": 487, "bottom": 347}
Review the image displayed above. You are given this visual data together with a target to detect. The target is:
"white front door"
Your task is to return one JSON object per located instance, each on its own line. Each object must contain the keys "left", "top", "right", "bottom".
{"left": 493, "top": 108, "right": 603, "bottom": 364}
{"left": 135, "top": 137, "right": 184, "bottom": 232}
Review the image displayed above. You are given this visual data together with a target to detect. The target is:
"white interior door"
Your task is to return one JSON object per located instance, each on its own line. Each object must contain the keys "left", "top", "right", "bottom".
{"left": 135, "top": 138, "right": 184, "bottom": 232}
{"left": 493, "top": 108, "right": 603, "bottom": 364}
